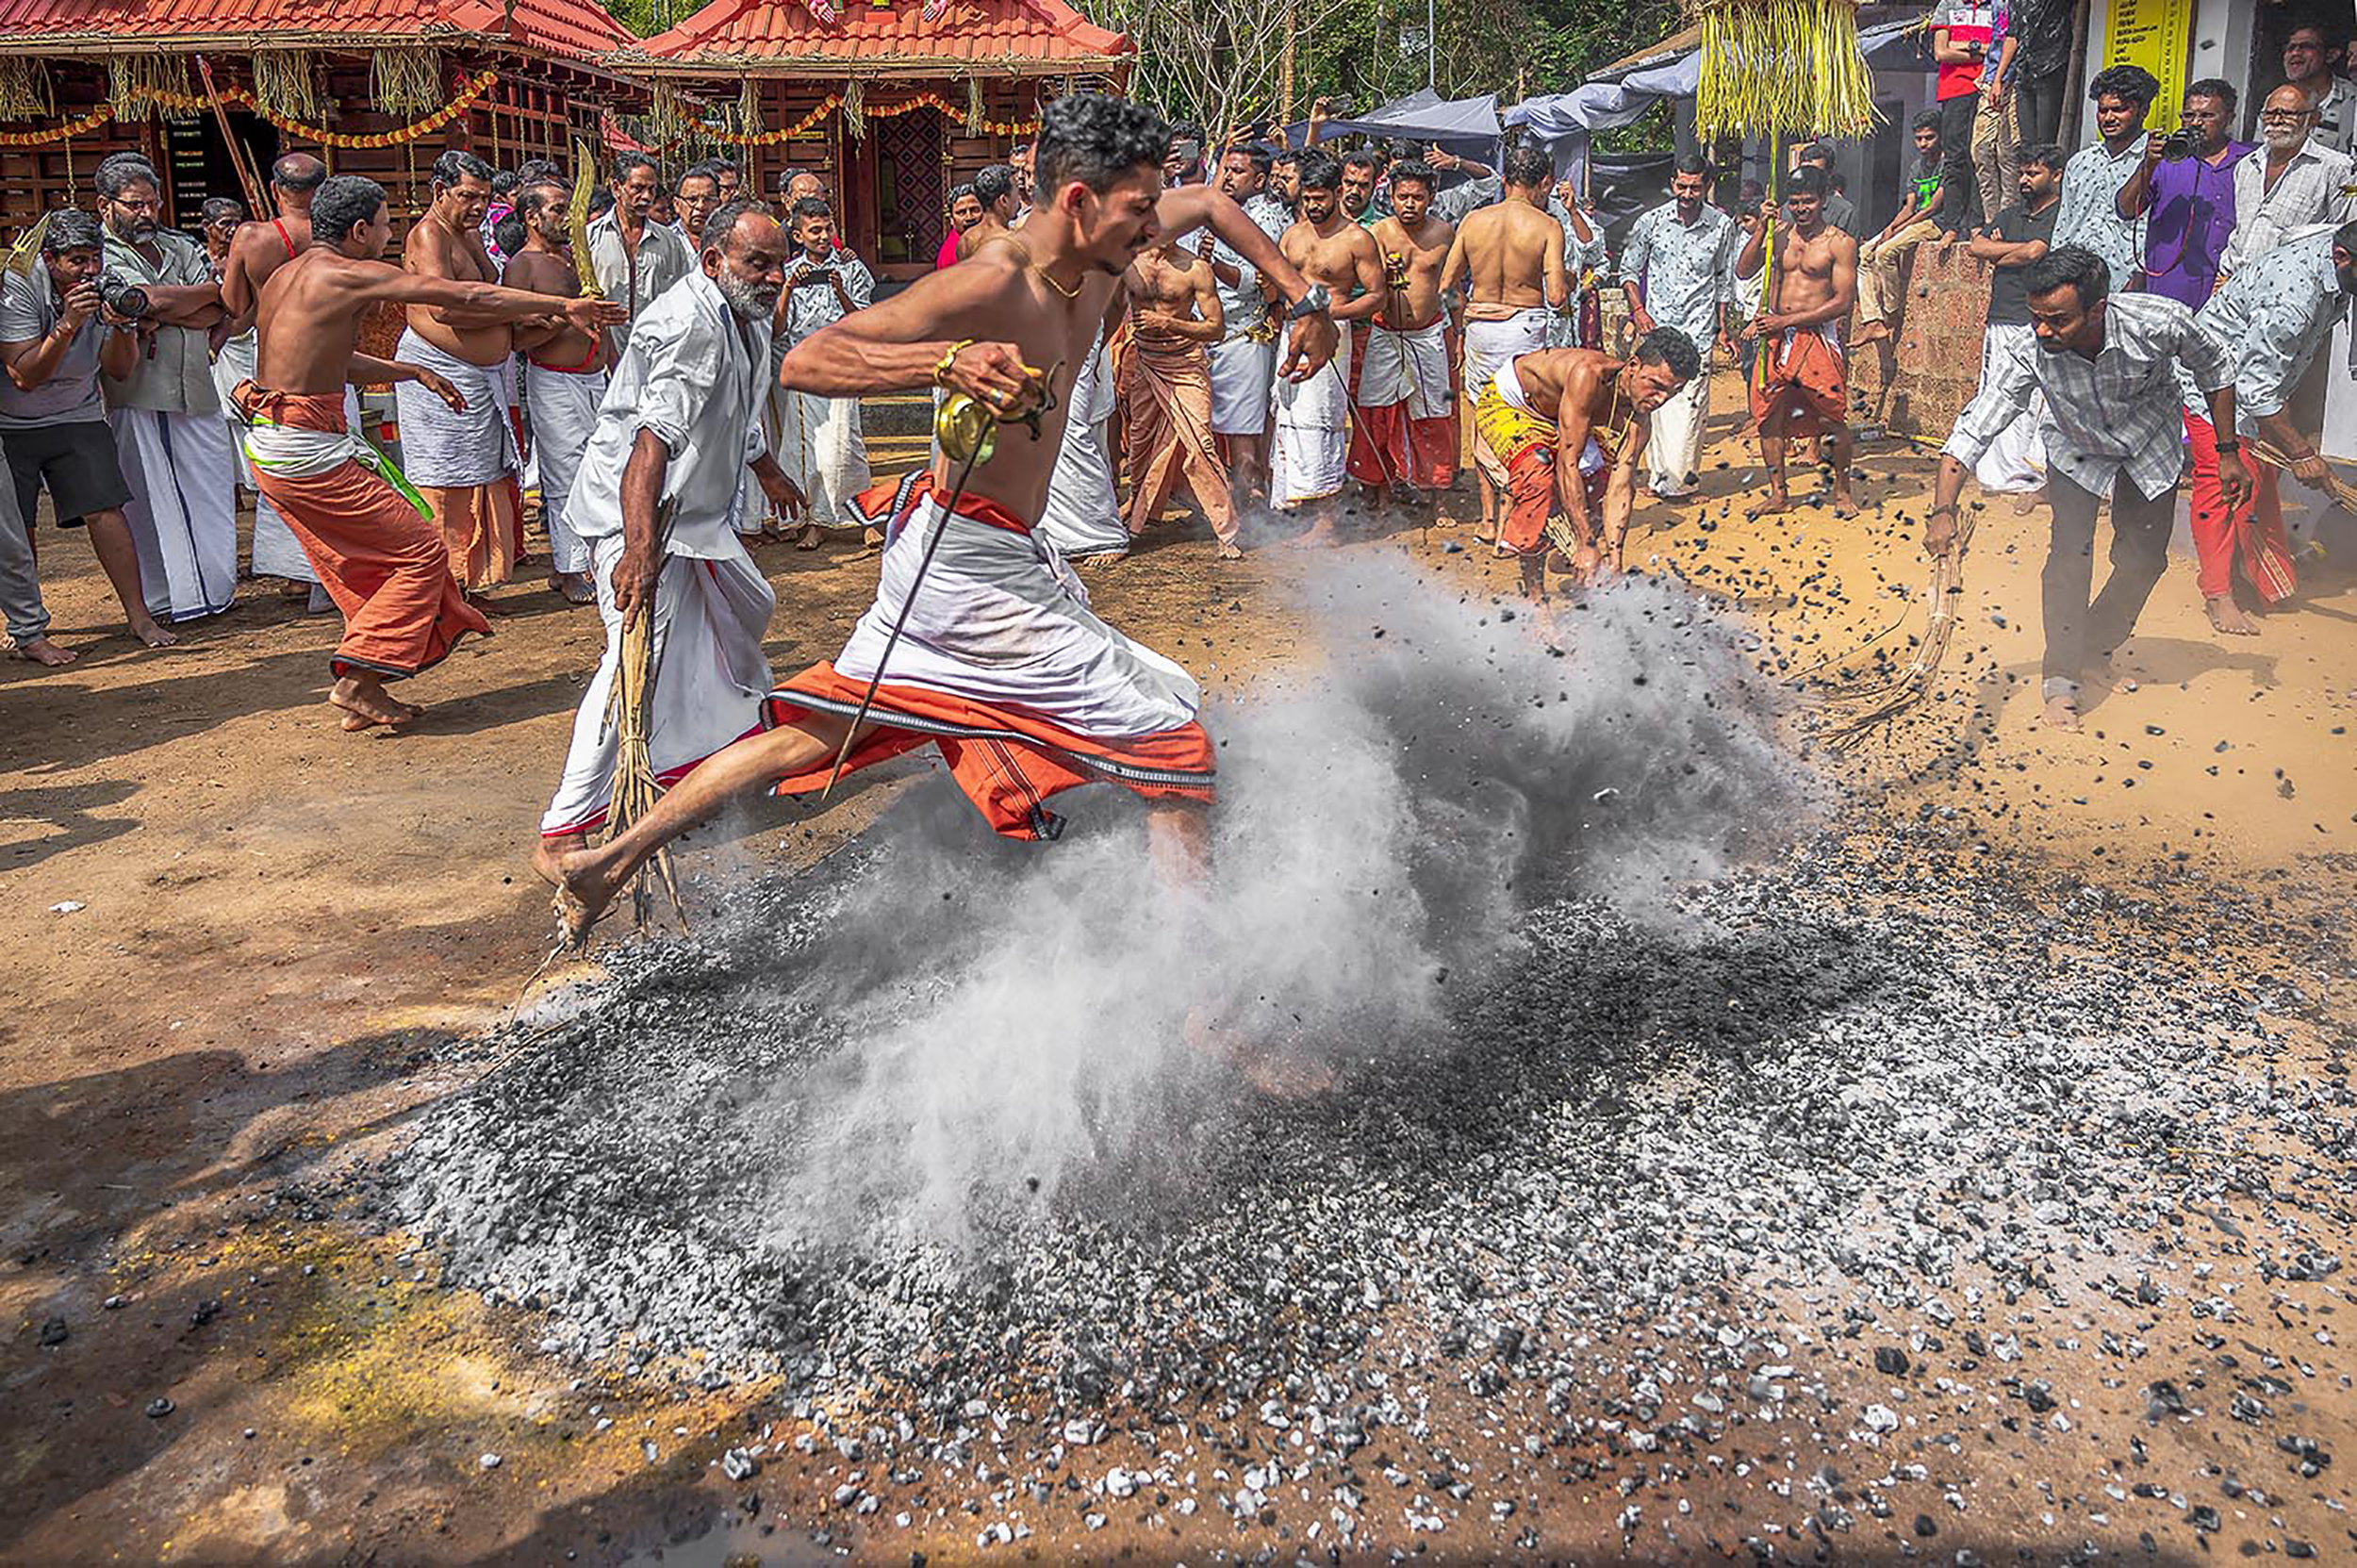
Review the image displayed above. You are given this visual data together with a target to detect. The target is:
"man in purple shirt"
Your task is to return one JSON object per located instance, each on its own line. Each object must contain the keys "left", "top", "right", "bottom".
{"left": 2116, "top": 78, "right": 2253, "bottom": 305}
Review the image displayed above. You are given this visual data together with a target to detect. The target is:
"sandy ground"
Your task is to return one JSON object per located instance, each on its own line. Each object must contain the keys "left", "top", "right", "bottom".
{"left": 3, "top": 371, "right": 2354, "bottom": 1563}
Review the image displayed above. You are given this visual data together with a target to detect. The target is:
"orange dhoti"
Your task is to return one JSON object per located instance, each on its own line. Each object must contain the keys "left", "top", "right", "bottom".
{"left": 1348, "top": 318, "right": 1459, "bottom": 490}
{"left": 764, "top": 473, "right": 1216, "bottom": 842}
{"left": 392, "top": 330, "right": 524, "bottom": 592}
{"left": 1118, "top": 330, "right": 1236, "bottom": 545}
{"left": 233, "top": 383, "right": 490, "bottom": 681}
{"left": 2184, "top": 411, "right": 2296, "bottom": 604}
{"left": 1471, "top": 367, "right": 1607, "bottom": 557}
{"left": 1750, "top": 324, "right": 1848, "bottom": 435}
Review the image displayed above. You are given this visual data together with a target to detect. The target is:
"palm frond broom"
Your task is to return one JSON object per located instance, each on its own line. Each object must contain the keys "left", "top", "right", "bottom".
{"left": 601, "top": 505, "right": 688, "bottom": 933}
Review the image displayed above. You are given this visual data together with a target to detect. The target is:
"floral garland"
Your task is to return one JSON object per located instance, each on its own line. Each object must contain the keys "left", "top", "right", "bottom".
{"left": 620, "top": 91, "right": 1037, "bottom": 150}
{"left": 0, "top": 70, "right": 498, "bottom": 150}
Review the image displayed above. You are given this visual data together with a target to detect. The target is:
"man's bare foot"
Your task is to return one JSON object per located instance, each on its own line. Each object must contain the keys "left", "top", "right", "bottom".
{"left": 8, "top": 635, "right": 75, "bottom": 667}
{"left": 2204, "top": 595, "right": 2261, "bottom": 636}
{"left": 2041, "top": 694, "right": 2082, "bottom": 731}
{"left": 1077, "top": 551, "right": 1129, "bottom": 571}
{"left": 552, "top": 850, "right": 620, "bottom": 950}
{"left": 860, "top": 526, "right": 885, "bottom": 555}
{"left": 1217, "top": 540, "right": 1244, "bottom": 560}
{"left": 1746, "top": 493, "right": 1793, "bottom": 520}
{"left": 1830, "top": 492, "right": 1860, "bottom": 520}
{"left": 329, "top": 677, "right": 419, "bottom": 733}
{"left": 129, "top": 616, "right": 177, "bottom": 648}
{"left": 1296, "top": 520, "right": 1340, "bottom": 547}
{"left": 275, "top": 578, "right": 311, "bottom": 600}
{"left": 548, "top": 569, "right": 596, "bottom": 604}
{"left": 532, "top": 832, "right": 585, "bottom": 887}
{"left": 792, "top": 521, "right": 824, "bottom": 552}
{"left": 1854, "top": 321, "right": 1890, "bottom": 344}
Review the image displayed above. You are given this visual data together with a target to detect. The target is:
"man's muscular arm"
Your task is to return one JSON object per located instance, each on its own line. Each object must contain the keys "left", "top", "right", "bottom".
{"left": 1543, "top": 221, "right": 1573, "bottom": 312}
{"left": 345, "top": 257, "right": 622, "bottom": 335}
{"left": 780, "top": 256, "right": 1046, "bottom": 410}
{"left": 1333, "top": 228, "right": 1389, "bottom": 324}
{"left": 1156, "top": 184, "right": 1338, "bottom": 377}
{"left": 220, "top": 225, "right": 272, "bottom": 330}
{"left": 503, "top": 252, "right": 575, "bottom": 352}
{"left": 1552, "top": 371, "right": 1600, "bottom": 543}
{"left": 1601, "top": 423, "right": 1642, "bottom": 565}
{"left": 1439, "top": 227, "right": 1470, "bottom": 300}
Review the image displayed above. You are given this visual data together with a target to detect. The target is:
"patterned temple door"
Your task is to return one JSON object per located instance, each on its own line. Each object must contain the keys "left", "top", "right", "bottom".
{"left": 871, "top": 106, "right": 947, "bottom": 272}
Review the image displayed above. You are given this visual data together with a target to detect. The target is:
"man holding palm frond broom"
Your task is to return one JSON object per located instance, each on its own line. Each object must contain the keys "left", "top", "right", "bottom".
{"left": 535, "top": 204, "right": 807, "bottom": 884}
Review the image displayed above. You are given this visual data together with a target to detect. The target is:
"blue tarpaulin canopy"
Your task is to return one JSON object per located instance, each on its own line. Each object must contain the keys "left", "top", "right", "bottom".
{"left": 1281, "top": 88, "right": 1504, "bottom": 160}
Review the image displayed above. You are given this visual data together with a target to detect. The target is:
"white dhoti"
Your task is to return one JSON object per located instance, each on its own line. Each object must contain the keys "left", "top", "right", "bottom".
{"left": 1360, "top": 319, "right": 1452, "bottom": 417}
{"left": 1272, "top": 322, "right": 1351, "bottom": 508}
{"left": 538, "top": 534, "right": 777, "bottom": 838}
{"left": 524, "top": 358, "right": 606, "bottom": 574}
{"left": 212, "top": 329, "right": 320, "bottom": 585}
{"left": 390, "top": 331, "right": 519, "bottom": 487}
{"left": 1965, "top": 322, "right": 2047, "bottom": 494}
{"left": 1208, "top": 332, "right": 1277, "bottom": 436}
{"left": 1645, "top": 372, "right": 1709, "bottom": 497}
{"left": 772, "top": 386, "right": 871, "bottom": 527}
{"left": 1461, "top": 309, "right": 1551, "bottom": 401}
{"left": 1037, "top": 336, "right": 1129, "bottom": 558}
{"left": 110, "top": 405, "right": 239, "bottom": 620}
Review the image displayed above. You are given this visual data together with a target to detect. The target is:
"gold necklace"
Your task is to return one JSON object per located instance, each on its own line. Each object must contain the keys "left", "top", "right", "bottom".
{"left": 999, "top": 232, "right": 1084, "bottom": 299}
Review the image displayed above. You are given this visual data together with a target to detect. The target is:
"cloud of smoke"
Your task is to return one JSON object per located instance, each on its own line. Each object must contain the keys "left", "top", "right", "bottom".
{"left": 744, "top": 555, "right": 1815, "bottom": 1249}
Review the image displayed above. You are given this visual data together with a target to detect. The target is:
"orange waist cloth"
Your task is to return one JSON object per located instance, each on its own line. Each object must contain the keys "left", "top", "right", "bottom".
{"left": 763, "top": 664, "right": 1215, "bottom": 843}
{"left": 231, "top": 384, "right": 348, "bottom": 434}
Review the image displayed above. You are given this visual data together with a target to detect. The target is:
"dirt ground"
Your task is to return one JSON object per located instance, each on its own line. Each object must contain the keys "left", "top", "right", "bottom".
{"left": 4, "top": 371, "right": 2354, "bottom": 1564}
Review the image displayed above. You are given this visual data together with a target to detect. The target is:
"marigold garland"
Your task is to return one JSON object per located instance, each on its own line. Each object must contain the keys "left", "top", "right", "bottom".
{"left": 613, "top": 90, "right": 1035, "bottom": 150}
{"left": 0, "top": 70, "right": 499, "bottom": 150}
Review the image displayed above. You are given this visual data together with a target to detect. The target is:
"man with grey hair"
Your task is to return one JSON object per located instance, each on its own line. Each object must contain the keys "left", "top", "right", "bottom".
{"left": 536, "top": 202, "right": 806, "bottom": 877}
{"left": 94, "top": 153, "right": 238, "bottom": 624}
{"left": 2218, "top": 83, "right": 2357, "bottom": 280}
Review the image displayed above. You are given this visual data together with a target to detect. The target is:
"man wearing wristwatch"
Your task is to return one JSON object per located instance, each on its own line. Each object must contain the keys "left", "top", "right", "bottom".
{"left": 1928, "top": 245, "right": 2246, "bottom": 732}
{"left": 551, "top": 95, "right": 1340, "bottom": 979}
{"left": 2179, "top": 219, "right": 2357, "bottom": 635}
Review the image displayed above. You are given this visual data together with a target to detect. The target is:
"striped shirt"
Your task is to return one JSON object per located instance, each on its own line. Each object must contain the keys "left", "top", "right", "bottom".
{"left": 2220, "top": 141, "right": 2357, "bottom": 274}
{"left": 1944, "top": 291, "right": 2231, "bottom": 500}
{"left": 2185, "top": 225, "right": 2350, "bottom": 420}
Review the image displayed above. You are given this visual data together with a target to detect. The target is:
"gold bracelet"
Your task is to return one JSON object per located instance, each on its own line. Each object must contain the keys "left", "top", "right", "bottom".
{"left": 932, "top": 338, "right": 974, "bottom": 389}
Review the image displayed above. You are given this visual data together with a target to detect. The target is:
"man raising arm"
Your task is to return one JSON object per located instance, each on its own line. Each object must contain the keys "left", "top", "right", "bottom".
{"left": 234, "top": 174, "right": 623, "bottom": 732}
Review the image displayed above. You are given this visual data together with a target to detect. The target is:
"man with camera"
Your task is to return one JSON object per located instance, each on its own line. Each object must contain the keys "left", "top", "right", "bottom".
{"left": 0, "top": 209, "right": 176, "bottom": 664}
{"left": 95, "top": 153, "right": 237, "bottom": 626}
{"left": 2114, "top": 80, "right": 2252, "bottom": 306}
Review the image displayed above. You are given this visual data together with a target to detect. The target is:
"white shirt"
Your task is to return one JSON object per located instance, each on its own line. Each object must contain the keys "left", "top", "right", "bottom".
{"left": 1944, "top": 292, "right": 2231, "bottom": 501}
{"left": 586, "top": 207, "right": 697, "bottom": 321}
{"left": 1621, "top": 201, "right": 1737, "bottom": 349}
{"left": 568, "top": 271, "right": 771, "bottom": 560}
{"left": 2220, "top": 140, "right": 2357, "bottom": 274}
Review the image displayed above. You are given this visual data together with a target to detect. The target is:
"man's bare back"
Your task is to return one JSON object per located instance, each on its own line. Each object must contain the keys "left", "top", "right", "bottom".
{"left": 1446, "top": 199, "right": 1566, "bottom": 316}
{"left": 221, "top": 212, "right": 311, "bottom": 335}
{"left": 404, "top": 209, "right": 510, "bottom": 366}
{"left": 1370, "top": 213, "right": 1452, "bottom": 330}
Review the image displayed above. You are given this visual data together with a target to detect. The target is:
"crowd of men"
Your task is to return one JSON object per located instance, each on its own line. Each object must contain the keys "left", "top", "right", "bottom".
{"left": 4, "top": 18, "right": 2354, "bottom": 773}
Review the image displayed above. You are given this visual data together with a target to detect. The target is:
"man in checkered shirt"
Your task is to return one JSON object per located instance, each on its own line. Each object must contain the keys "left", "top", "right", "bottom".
{"left": 1925, "top": 245, "right": 2248, "bottom": 732}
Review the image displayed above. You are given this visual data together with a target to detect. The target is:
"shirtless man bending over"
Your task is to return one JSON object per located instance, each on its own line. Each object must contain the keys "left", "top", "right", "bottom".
{"left": 551, "top": 93, "right": 1336, "bottom": 943}
{"left": 1350, "top": 159, "right": 1459, "bottom": 503}
{"left": 398, "top": 149, "right": 528, "bottom": 591}
{"left": 1468, "top": 331, "right": 1699, "bottom": 597}
{"left": 1273, "top": 153, "right": 1386, "bottom": 539}
{"left": 235, "top": 174, "right": 621, "bottom": 730}
{"left": 1119, "top": 236, "right": 1236, "bottom": 553}
{"left": 1731, "top": 166, "right": 1860, "bottom": 519}
{"left": 1442, "top": 145, "right": 1572, "bottom": 540}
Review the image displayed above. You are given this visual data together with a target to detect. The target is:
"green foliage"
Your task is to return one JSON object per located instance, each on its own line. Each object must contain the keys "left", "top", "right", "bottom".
{"left": 1298, "top": 0, "right": 1677, "bottom": 111}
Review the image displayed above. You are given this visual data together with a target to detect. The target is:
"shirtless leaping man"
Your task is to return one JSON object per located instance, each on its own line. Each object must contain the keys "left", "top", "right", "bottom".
{"left": 1731, "top": 166, "right": 1860, "bottom": 519}
{"left": 1272, "top": 153, "right": 1386, "bottom": 541}
{"left": 235, "top": 174, "right": 622, "bottom": 731}
{"left": 1442, "top": 145, "right": 1571, "bottom": 543}
{"left": 551, "top": 94, "right": 1336, "bottom": 941}
{"left": 1349, "top": 158, "right": 1459, "bottom": 505}
{"left": 398, "top": 150, "right": 528, "bottom": 593}
{"left": 1468, "top": 330, "right": 1699, "bottom": 598}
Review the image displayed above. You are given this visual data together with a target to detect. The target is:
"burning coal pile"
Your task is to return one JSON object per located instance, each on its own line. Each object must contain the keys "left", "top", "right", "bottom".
{"left": 379, "top": 560, "right": 2349, "bottom": 1554}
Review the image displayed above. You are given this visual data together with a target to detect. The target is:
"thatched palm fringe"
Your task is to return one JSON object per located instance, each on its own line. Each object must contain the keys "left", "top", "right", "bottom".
{"left": 107, "top": 57, "right": 192, "bottom": 122}
{"left": 601, "top": 598, "right": 688, "bottom": 933}
{"left": 371, "top": 47, "right": 443, "bottom": 120}
{"left": 1692, "top": 0, "right": 1877, "bottom": 141}
{"left": 1818, "top": 509, "right": 1976, "bottom": 748}
{"left": 649, "top": 81, "right": 692, "bottom": 151}
{"left": 964, "top": 74, "right": 983, "bottom": 135}
{"left": 842, "top": 75, "right": 865, "bottom": 139}
{"left": 734, "top": 75, "right": 761, "bottom": 140}
{"left": 0, "top": 58, "right": 54, "bottom": 119}
{"left": 252, "top": 50, "right": 321, "bottom": 124}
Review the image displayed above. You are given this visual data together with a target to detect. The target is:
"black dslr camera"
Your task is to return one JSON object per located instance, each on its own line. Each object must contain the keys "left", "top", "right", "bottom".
{"left": 96, "top": 272, "right": 151, "bottom": 321}
{"left": 2160, "top": 128, "right": 2201, "bottom": 161}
